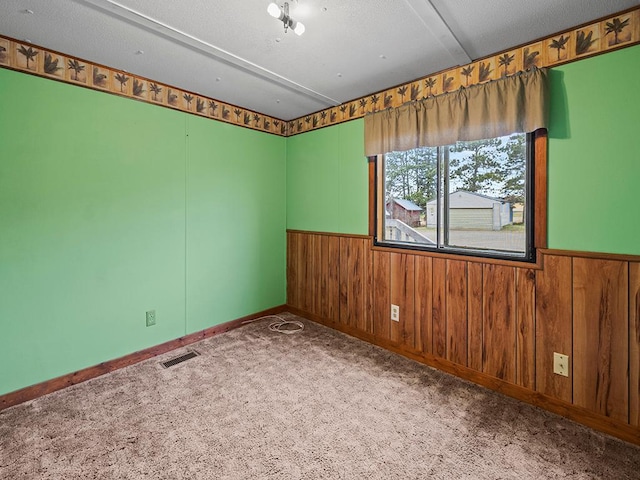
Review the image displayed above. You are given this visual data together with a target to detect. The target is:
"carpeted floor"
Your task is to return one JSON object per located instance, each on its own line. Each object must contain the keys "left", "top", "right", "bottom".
{"left": 1, "top": 314, "right": 639, "bottom": 479}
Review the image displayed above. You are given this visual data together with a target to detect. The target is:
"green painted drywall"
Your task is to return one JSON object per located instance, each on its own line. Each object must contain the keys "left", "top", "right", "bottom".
{"left": 286, "top": 120, "right": 368, "bottom": 234}
{"left": 0, "top": 69, "right": 186, "bottom": 394}
{"left": 1, "top": 40, "right": 638, "bottom": 397}
{"left": 0, "top": 68, "right": 286, "bottom": 396}
{"left": 286, "top": 46, "right": 640, "bottom": 253}
{"left": 185, "top": 116, "right": 286, "bottom": 333}
{"left": 548, "top": 44, "right": 640, "bottom": 255}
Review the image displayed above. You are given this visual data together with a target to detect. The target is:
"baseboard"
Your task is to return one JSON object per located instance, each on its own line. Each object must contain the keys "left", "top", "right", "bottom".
{"left": 287, "top": 306, "right": 640, "bottom": 447}
{"left": 0, "top": 305, "right": 287, "bottom": 412}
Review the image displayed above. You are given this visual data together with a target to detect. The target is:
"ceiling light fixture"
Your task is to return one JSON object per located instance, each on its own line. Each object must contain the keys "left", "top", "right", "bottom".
{"left": 268, "top": 2, "right": 305, "bottom": 36}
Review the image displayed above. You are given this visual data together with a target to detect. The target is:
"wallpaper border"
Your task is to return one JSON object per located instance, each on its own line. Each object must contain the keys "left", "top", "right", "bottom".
{"left": 287, "top": 6, "right": 640, "bottom": 135}
{"left": 1, "top": 6, "right": 638, "bottom": 137}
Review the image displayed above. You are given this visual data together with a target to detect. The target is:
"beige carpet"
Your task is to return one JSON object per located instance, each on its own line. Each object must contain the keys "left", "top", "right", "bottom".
{"left": 1, "top": 314, "right": 639, "bottom": 479}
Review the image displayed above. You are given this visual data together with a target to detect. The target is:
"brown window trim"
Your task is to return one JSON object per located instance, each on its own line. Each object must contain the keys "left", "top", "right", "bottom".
{"left": 533, "top": 129, "right": 548, "bottom": 249}
{"left": 368, "top": 129, "right": 548, "bottom": 261}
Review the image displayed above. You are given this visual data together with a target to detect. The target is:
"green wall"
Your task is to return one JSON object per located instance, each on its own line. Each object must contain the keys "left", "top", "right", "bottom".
{"left": 286, "top": 44, "right": 640, "bottom": 256}
{"left": 1, "top": 41, "right": 638, "bottom": 397}
{"left": 286, "top": 119, "right": 369, "bottom": 235}
{"left": 547, "top": 44, "right": 640, "bottom": 255}
{"left": 0, "top": 68, "right": 286, "bottom": 396}
{"left": 186, "top": 116, "right": 286, "bottom": 332}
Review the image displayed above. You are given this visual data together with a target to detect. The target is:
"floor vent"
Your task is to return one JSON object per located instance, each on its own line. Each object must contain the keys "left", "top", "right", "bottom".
{"left": 161, "top": 350, "right": 200, "bottom": 368}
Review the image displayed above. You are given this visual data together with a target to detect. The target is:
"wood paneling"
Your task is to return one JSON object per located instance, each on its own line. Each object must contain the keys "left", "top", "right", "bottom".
{"left": 372, "top": 250, "right": 390, "bottom": 340}
{"left": 390, "top": 253, "right": 415, "bottom": 347}
{"left": 339, "top": 237, "right": 369, "bottom": 330}
{"left": 286, "top": 232, "right": 298, "bottom": 309}
{"left": 516, "top": 268, "right": 536, "bottom": 389}
{"left": 348, "top": 238, "right": 363, "bottom": 329}
{"left": 535, "top": 255, "right": 573, "bottom": 403}
{"left": 467, "top": 262, "right": 484, "bottom": 372}
{"left": 317, "top": 235, "right": 328, "bottom": 319}
{"left": 482, "top": 264, "right": 516, "bottom": 382}
{"left": 414, "top": 256, "right": 433, "bottom": 354}
{"left": 339, "top": 237, "right": 349, "bottom": 326}
{"left": 432, "top": 258, "right": 447, "bottom": 358}
{"left": 631, "top": 262, "right": 640, "bottom": 426}
{"left": 299, "top": 232, "right": 310, "bottom": 312}
{"left": 309, "top": 234, "right": 321, "bottom": 316}
{"left": 286, "top": 231, "right": 640, "bottom": 443}
{"left": 573, "top": 258, "right": 628, "bottom": 422}
{"left": 446, "top": 260, "right": 468, "bottom": 366}
{"left": 327, "top": 236, "right": 341, "bottom": 323}
{"left": 363, "top": 242, "right": 374, "bottom": 335}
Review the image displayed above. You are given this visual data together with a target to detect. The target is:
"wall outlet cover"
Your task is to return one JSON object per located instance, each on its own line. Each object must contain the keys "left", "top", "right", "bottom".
{"left": 146, "top": 310, "right": 156, "bottom": 327}
{"left": 553, "top": 352, "right": 569, "bottom": 377}
{"left": 391, "top": 304, "right": 400, "bottom": 322}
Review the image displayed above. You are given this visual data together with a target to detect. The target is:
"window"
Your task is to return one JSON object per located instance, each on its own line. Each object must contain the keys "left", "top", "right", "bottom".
{"left": 365, "top": 68, "right": 548, "bottom": 260}
{"left": 375, "top": 132, "right": 537, "bottom": 261}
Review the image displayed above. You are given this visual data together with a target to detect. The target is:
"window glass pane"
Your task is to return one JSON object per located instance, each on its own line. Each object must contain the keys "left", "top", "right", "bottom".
{"left": 446, "top": 134, "right": 527, "bottom": 254}
{"left": 383, "top": 147, "right": 438, "bottom": 245}
{"left": 379, "top": 133, "right": 531, "bottom": 259}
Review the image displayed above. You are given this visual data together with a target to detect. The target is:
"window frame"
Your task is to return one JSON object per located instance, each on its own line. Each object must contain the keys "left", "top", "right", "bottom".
{"left": 369, "top": 129, "right": 548, "bottom": 264}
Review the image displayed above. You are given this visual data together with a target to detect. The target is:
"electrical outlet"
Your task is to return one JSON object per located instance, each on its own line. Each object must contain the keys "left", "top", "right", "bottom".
{"left": 146, "top": 310, "right": 156, "bottom": 327}
{"left": 553, "top": 352, "right": 569, "bottom": 377}
{"left": 391, "top": 304, "right": 400, "bottom": 322}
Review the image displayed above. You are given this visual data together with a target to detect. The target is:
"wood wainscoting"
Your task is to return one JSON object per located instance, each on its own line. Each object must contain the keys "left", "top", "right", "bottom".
{"left": 286, "top": 230, "right": 640, "bottom": 445}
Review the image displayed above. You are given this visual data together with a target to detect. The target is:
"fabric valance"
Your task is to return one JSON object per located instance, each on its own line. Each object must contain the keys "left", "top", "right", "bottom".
{"left": 364, "top": 68, "right": 549, "bottom": 156}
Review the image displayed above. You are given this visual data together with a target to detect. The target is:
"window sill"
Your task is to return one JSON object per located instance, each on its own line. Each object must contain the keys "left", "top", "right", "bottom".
{"left": 371, "top": 242, "right": 543, "bottom": 270}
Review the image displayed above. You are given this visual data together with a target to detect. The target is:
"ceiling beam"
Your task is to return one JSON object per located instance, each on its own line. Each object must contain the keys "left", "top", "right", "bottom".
{"left": 77, "top": 0, "right": 341, "bottom": 108}
{"left": 404, "top": 0, "right": 472, "bottom": 66}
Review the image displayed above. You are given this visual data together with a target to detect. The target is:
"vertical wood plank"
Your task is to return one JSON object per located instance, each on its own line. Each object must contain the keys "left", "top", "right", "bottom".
{"left": 338, "top": 237, "right": 349, "bottom": 326}
{"left": 482, "top": 264, "right": 516, "bottom": 382}
{"left": 309, "top": 234, "right": 321, "bottom": 317}
{"left": 390, "top": 253, "right": 415, "bottom": 348}
{"left": 296, "top": 232, "right": 307, "bottom": 312}
{"left": 432, "top": 258, "right": 447, "bottom": 358}
{"left": 389, "top": 253, "right": 402, "bottom": 344}
{"left": 535, "top": 254, "right": 573, "bottom": 403}
{"left": 304, "top": 234, "right": 313, "bottom": 314}
{"left": 630, "top": 262, "right": 640, "bottom": 426}
{"left": 516, "top": 268, "right": 536, "bottom": 390}
{"left": 404, "top": 254, "right": 416, "bottom": 349}
{"left": 318, "top": 235, "right": 328, "bottom": 319}
{"left": 293, "top": 232, "right": 303, "bottom": 311}
{"left": 573, "top": 258, "right": 628, "bottom": 423}
{"left": 414, "top": 256, "right": 433, "bottom": 354}
{"left": 303, "top": 233, "right": 314, "bottom": 314}
{"left": 373, "top": 250, "right": 391, "bottom": 341}
{"left": 363, "top": 241, "right": 374, "bottom": 334}
{"left": 446, "top": 260, "right": 468, "bottom": 366}
{"left": 349, "top": 238, "right": 366, "bottom": 331}
{"left": 467, "top": 262, "right": 484, "bottom": 372}
{"left": 286, "top": 232, "right": 297, "bottom": 308}
{"left": 326, "top": 236, "right": 341, "bottom": 323}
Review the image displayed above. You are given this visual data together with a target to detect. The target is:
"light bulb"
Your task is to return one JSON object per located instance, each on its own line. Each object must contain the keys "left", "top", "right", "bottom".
{"left": 267, "top": 3, "right": 281, "bottom": 18}
{"left": 293, "top": 21, "right": 305, "bottom": 36}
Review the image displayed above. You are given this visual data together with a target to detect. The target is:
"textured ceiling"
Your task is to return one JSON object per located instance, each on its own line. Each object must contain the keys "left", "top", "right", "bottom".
{"left": 1, "top": 0, "right": 639, "bottom": 120}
